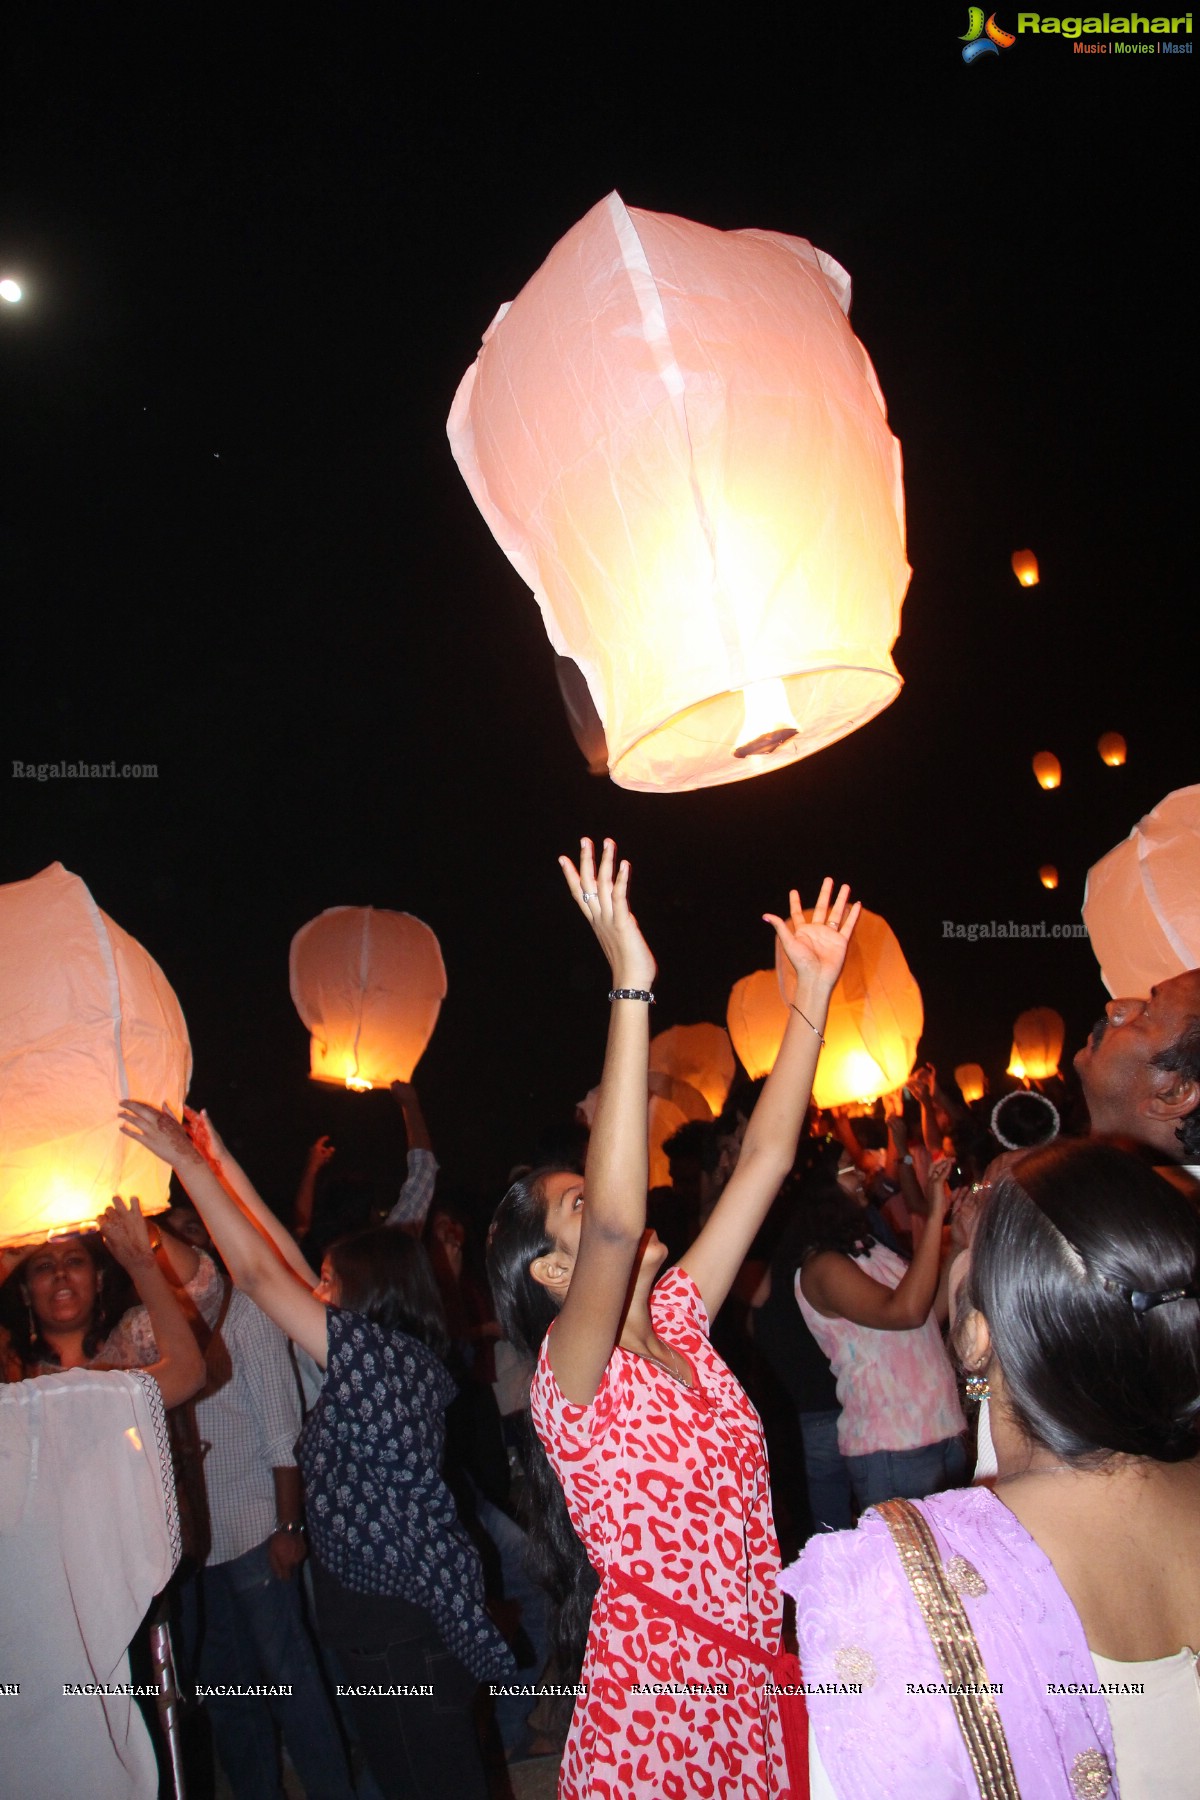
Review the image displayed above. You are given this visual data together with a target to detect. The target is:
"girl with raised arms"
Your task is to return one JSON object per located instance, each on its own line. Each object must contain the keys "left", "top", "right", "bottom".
{"left": 486, "top": 836, "right": 859, "bottom": 1800}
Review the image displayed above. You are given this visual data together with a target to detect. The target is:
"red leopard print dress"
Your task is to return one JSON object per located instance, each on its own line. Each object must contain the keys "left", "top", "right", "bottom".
{"left": 530, "top": 1266, "right": 790, "bottom": 1799}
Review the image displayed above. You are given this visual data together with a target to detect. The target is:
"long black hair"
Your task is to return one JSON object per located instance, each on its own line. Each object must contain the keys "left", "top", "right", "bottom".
{"left": 326, "top": 1227, "right": 450, "bottom": 1359}
{"left": 963, "top": 1139, "right": 1200, "bottom": 1464}
{"left": 486, "top": 1169, "right": 599, "bottom": 1679}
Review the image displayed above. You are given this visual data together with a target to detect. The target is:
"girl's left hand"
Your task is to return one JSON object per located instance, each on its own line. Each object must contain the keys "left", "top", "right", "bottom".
{"left": 120, "top": 1101, "right": 207, "bottom": 1172}
{"left": 765, "top": 878, "right": 860, "bottom": 992}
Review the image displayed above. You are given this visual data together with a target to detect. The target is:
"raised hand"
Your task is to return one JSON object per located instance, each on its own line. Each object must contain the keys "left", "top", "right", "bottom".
{"left": 100, "top": 1194, "right": 157, "bottom": 1271}
{"left": 304, "top": 1134, "right": 336, "bottom": 1172}
{"left": 559, "top": 836, "right": 657, "bottom": 992}
{"left": 184, "top": 1105, "right": 227, "bottom": 1170}
{"left": 121, "top": 1101, "right": 208, "bottom": 1172}
{"left": 764, "top": 878, "right": 860, "bottom": 993}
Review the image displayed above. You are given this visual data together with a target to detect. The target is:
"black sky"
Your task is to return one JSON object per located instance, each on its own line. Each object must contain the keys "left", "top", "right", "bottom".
{"left": 1, "top": 8, "right": 1193, "bottom": 1200}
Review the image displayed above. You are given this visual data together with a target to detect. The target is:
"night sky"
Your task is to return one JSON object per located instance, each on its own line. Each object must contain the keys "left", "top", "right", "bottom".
{"left": 1, "top": 9, "right": 1192, "bottom": 1205}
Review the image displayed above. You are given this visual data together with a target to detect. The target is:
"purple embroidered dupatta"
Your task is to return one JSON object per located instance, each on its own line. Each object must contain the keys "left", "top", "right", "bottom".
{"left": 780, "top": 1486, "right": 1118, "bottom": 1799}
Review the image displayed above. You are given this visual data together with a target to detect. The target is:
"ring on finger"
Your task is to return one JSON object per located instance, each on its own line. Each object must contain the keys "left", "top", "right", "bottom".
{"left": 580, "top": 891, "right": 599, "bottom": 904}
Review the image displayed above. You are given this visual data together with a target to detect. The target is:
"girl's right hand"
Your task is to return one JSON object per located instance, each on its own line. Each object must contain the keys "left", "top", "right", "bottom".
{"left": 927, "top": 1157, "right": 956, "bottom": 1216}
{"left": 559, "top": 837, "right": 657, "bottom": 991}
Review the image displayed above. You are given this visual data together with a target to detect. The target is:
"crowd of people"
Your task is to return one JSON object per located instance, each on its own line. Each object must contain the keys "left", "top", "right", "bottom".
{"left": 1, "top": 836, "right": 1198, "bottom": 1800}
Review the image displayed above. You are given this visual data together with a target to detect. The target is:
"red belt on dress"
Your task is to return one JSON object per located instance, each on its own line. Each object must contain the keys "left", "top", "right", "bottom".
{"left": 605, "top": 1568, "right": 808, "bottom": 1798}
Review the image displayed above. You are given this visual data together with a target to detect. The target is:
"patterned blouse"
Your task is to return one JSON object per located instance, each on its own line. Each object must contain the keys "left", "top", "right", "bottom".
{"left": 297, "top": 1307, "right": 514, "bottom": 1684}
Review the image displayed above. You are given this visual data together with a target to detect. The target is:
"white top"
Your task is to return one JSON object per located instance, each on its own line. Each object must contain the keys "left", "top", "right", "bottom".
{"left": 0, "top": 1368, "right": 179, "bottom": 1799}
{"left": 1091, "top": 1646, "right": 1200, "bottom": 1799}
{"left": 195, "top": 1288, "right": 303, "bottom": 1564}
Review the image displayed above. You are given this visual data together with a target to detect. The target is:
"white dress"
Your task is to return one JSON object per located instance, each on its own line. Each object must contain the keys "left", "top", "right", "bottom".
{"left": 0, "top": 1368, "right": 180, "bottom": 1799}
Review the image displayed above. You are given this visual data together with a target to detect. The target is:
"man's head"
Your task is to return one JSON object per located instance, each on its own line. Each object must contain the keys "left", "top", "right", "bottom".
{"left": 1074, "top": 970, "right": 1200, "bottom": 1161}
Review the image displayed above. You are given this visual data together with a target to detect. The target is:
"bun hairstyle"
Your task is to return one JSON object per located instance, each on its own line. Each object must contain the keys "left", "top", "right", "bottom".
{"left": 486, "top": 1170, "right": 599, "bottom": 1678}
{"left": 963, "top": 1139, "right": 1200, "bottom": 1464}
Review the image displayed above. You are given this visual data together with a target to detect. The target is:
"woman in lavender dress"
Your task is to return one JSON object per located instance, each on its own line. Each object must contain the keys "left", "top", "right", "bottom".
{"left": 783, "top": 1139, "right": 1200, "bottom": 1800}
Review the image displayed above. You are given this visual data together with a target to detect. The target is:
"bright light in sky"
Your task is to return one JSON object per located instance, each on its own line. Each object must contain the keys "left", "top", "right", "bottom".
{"left": 0, "top": 279, "right": 22, "bottom": 303}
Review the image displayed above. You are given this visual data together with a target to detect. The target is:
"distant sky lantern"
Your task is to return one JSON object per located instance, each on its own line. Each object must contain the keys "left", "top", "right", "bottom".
{"left": 289, "top": 907, "right": 447, "bottom": 1091}
{"left": 1011, "top": 549, "right": 1039, "bottom": 587}
{"left": 1033, "top": 752, "right": 1062, "bottom": 790}
{"left": 0, "top": 864, "right": 191, "bottom": 1248}
{"left": 1039, "top": 865, "right": 1059, "bottom": 890}
{"left": 649, "top": 1024, "right": 735, "bottom": 1119}
{"left": 775, "top": 907, "right": 923, "bottom": 1110}
{"left": 1083, "top": 784, "right": 1200, "bottom": 996}
{"left": 1007, "top": 1007, "right": 1065, "bottom": 1082}
{"left": 955, "top": 1063, "right": 986, "bottom": 1104}
{"left": 0, "top": 279, "right": 22, "bottom": 303}
{"left": 1097, "top": 732, "right": 1127, "bottom": 768}
{"left": 726, "top": 971, "right": 791, "bottom": 1081}
{"left": 448, "top": 191, "right": 910, "bottom": 794}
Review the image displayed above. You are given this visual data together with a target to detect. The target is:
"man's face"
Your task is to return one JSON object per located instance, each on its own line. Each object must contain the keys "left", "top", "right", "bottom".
{"left": 1074, "top": 970, "right": 1200, "bottom": 1138}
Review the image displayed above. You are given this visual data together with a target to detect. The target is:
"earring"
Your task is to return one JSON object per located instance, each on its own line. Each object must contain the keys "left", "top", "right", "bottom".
{"left": 964, "top": 1370, "right": 991, "bottom": 1403}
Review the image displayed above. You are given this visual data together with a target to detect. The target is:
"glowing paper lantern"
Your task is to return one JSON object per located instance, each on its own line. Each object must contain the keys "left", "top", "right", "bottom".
{"left": 1032, "top": 752, "right": 1061, "bottom": 791}
{"left": 1097, "top": 732, "right": 1127, "bottom": 768}
{"left": 289, "top": 907, "right": 446, "bottom": 1090}
{"left": 1011, "top": 549, "right": 1039, "bottom": 587}
{"left": 955, "top": 1063, "right": 986, "bottom": 1104}
{"left": 1039, "top": 865, "right": 1059, "bottom": 890}
{"left": 1083, "top": 785, "right": 1200, "bottom": 996}
{"left": 448, "top": 191, "right": 910, "bottom": 794}
{"left": 775, "top": 908, "right": 923, "bottom": 1110}
{"left": 1007, "top": 1007, "right": 1065, "bottom": 1082}
{"left": 726, "top": 971, "right": 791, "bottom": 1081}
{"left": 0, "top": 864, "right": 192, "bottom": 1248}
{"left": 649, "top": 1024, "right": 736, "bottom": 1118}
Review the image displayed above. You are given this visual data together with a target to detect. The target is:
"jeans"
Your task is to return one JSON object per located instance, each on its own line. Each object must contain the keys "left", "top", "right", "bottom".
{"left": 799, "top": 1408, "right": 855, "bottom": 1533}
{"left": 311, "top": 1559, "right": 488, "bottom": 1800}
{"left": 182, "top": 1541, "right": 356, "bottom": 1800}
{"left": 844, "top": 1434, "right": 968, "bottom": 1514}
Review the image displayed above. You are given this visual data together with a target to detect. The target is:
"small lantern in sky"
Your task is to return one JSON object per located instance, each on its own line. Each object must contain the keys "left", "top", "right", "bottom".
{"left": 289, "top": 907, "right": 447, "bottom": 1091}
{"left": 1097, "top": 732, "right": 1127, "bottom": 768}
{"left": 726, "top": 971, "right": 790, "bottom": 1081}
{"left": 1007, "top": 1007, "right": 1065, "bottom": 1082}
{"left": 448, "top": 191, "right": 910, "bottom": 793}
{"left": 1039, "top": 865, "right": 1059, "bottom": 890}
{"left": 0, "top": 864, "right": 192, "bottom": 1248}
{"left": 954, "top": 1062, "right": 986, "bottom": 1104}
{"left": 1083, "top": 784, "right": 1200, "bottom": 996}
{"left": 1011, "top": 549, "right": 1039, "bottom": 588}
{"left": 775, "top": 907, "right": 924, "bottom": 1110}
{"left": 649, "top": 1024, "right": 735, "bottom": 1119}
{"left": 1033, "top": 752, "right": 1062, "bottom": 791}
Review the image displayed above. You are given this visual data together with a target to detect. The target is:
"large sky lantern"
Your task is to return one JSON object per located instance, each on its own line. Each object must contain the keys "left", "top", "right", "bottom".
{"left": 1032, "top": 751, "right": 1062, "bottom": 791}
{"left": 954, "top": 1062, "right": 986, "bottom": 1104}
{"left": 775, "top": 907, "right": 923, "bottom": 1110}
{"left": 0, "top": 863, "right": 192, "bottom": 1248}
{"left": 1007, "top": 1007, "right": 1065, "bottom": 1083}
{"left": 1097, "top": 731, "right": 1127, "bottom": 768}
{"left": 1083, "top": 785, "right": 1200, "bottom": 997}
{"left": 289, "top": 907, "right": 447, "bottom": 1092}
{"left": 1011, "top": 549, "right": 1039, "bottom": 588}
{"left": 726, "top": 971, "right": 791, "bottom": 1081}
{"left": 447, "top": 191, "right": 910, "bottom": 794}
{"left": 649, "top": 1023, "right": 736, "bottom": 1119}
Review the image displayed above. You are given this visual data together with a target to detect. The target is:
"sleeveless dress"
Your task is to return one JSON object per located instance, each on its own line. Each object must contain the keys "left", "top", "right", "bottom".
{"left": 530, "top": 1265, "right": 791, "bottom": 1799}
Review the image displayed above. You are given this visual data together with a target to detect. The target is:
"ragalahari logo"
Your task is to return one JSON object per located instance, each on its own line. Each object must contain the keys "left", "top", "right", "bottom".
{"left": 961, "top": 8, "right": 1016, "bottom": 59}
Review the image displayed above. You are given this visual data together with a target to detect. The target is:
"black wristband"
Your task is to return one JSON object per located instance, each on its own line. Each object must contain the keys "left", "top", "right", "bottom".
{"left": 608, "top": 988, "right": 655, "bottom": 1004}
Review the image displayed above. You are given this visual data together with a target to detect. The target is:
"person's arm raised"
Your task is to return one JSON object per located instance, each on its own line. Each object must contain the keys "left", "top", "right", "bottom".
{"left": 185, "top": 1107, "right": 320, "bottom": 1288}
{"left": 800, "top": 1157, "right": 953, "bottom": 1331}
{"left": 680, "top": 879, "right": 859, "bottom": 1320}
{"left": 120, "top": 1104, "right": 330, "bottom": 1367}
{"left": 547, "top": 837, "right": 657, "bottom": 1405}
{"left": 99, "top": 1196, "right": 206, "bottom": 1408}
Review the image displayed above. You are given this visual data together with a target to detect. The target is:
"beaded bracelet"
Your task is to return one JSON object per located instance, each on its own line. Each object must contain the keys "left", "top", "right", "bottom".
{"left": 609, "top": 988, "right": 656, "bottom": 1004}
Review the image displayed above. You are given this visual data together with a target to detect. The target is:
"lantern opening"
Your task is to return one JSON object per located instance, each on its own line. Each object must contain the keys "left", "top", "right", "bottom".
{"left": 733, "top": 678, "right": 800, "bottom": 760}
